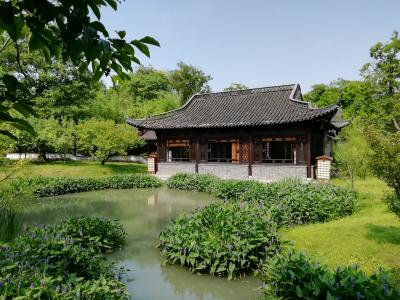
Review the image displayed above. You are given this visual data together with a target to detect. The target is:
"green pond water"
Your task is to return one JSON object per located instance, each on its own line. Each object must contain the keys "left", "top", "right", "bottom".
{"left": 19, "top": 187, "right": 262, "bottom": 300}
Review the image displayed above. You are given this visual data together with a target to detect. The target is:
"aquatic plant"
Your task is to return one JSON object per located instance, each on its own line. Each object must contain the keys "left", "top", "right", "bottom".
{"left": 0, "top": 204, "right": 20, "bottom": 242}
{"left": 261, "top": 249, "right": 400, "bottom": 299}
{"left": 33, "top": 173, "right": 162, "bottom": 197}
{"left": 167, "top": 173, "right": 357, "bottom": 226}
{"left": 159, "top": 201, "right": 282, "bottom": 280}
{"left": 0, "top": 216, "right": 128, "bottom": 299}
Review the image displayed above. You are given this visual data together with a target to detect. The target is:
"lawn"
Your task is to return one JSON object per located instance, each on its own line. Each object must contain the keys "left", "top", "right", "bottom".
{"left": 0, "top": 160, "right": 146, "bottom": 180}
{"left": 283, "top": 177, "right": 400, "bottom": 280}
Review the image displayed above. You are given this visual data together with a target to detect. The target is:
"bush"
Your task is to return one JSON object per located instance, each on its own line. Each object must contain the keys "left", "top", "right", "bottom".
{"left": 166, "top": 173, "right": 219, "bottom": 193}
{"left": 34, "top": 174, "right": 162, "bottom": 197}
{"left": 0, "top": 216, "right": 128, "bottom": 299}
{"left": 386, "top": 193, "right": 400, "bottom": 218}
{"left": 262, "top": 250, "right": 400, "bottom": 299}
{"left": 158, "top": 201, "right": 282, "bottom": 280}
{"left": 166, "top": 174, "right": 357, "bottom": 226}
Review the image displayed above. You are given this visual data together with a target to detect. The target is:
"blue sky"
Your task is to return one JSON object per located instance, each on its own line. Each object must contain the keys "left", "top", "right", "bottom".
{"left": 100, "top": 0, "right": 398, "bottom": 92}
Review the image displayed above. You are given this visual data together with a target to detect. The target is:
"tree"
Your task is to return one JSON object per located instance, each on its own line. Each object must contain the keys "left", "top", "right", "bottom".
{"left": 361, "top": 31, "right": 400, "bottom": 97}
{"left": 0, "top": 0, "right": 159, "bottom": 138}
{"left": 223, "top": 83, "right": 248, "bottom": 91}
{"left": 361, "top": 31, "right": 400, "bottom": 130}
{"left": 169, "top": 62, "right": 212, "bottom": 104}
{"left": 333, "top": 123, "right": 370, "bottom": 188}
{"left": 77, "top": 119, "right": 139, "bottom": 164}
{"left": 366, "top": 128, "right": 400, "bottom": 196}
{"left": 117, "top": 66, "right": 172, "bottom": 101}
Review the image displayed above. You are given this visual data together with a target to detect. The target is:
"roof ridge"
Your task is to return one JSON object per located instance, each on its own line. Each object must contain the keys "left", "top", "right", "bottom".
{"left": 198, "top": 83, "right": 296, "bottom": 98}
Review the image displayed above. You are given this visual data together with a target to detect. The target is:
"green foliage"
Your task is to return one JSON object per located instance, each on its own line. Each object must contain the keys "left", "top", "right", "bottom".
{"left": 0, "top": 0, "right": 159, "bottom": 137}
{"left": 262, "top": 250, "right": 400, "bottom": 299}
{"left": 0, "top": 205, "right": 19, "bottom": 242}
{"left": 0, "top": 217, "right": 128, "bottom": 299}
{"left": 77, "top": 119, "right": 140, "bottom": 164}
{"left": 385, "top": 193, "right": 400, "bottom": 218}
{"left": 33, "top": 174, "right": 163, "bottom": 197}
{"left": 167, "top": 174, "right": 357, "bottom": 226}
{"left": 166, "top": 173, "right": 220, "bottom": 193}
{"left": 367, "top": 129, "right": 400, "bottom": 196}
{"left": 120, "top": 66, "right": 172, "bottom": 101}
{"left": 158, "top": 201, "right": 282, "bottom": 280}
{"left": 361, "top": 31, "right": 400, "bottom": 97}
{"left": 334, "top": 122, "right": 371, "bottom": 185}
{"left": 223, "top": 83, "right": 249, "bottom": 91}
{"left": 169, "top": 61, "right": 212, "bottom": 103}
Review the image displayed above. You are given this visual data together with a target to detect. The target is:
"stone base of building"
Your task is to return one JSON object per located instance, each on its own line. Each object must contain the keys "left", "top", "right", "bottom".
{"left": 157, "top": 162, "right": 307, "bottom": 182}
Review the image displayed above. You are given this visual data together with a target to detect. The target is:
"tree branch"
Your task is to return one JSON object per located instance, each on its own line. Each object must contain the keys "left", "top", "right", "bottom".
{"left": 0, "top": 37, "right": 11, "bottom": 54}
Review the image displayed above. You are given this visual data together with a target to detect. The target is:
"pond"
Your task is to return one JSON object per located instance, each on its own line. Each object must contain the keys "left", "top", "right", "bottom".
{"left": 19, "top": 187, "right": 262, "bottom": 300}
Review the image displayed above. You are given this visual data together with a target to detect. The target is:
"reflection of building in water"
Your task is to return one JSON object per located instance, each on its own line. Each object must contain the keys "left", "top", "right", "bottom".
{"left": 147, "top": 194, "right": 158, "bottom": 206}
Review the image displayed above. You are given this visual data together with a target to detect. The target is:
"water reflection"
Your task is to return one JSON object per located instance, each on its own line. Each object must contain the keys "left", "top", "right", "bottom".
{"left": 19, "top": 188, "right": 262, "bottom": 300}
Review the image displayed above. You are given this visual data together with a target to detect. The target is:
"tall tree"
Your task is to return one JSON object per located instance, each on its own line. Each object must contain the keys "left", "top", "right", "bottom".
{"left": 223, "top": 83, "right": 248, "bottom": 91}
{"left": 361, "top": 31, "right": 400, "bottom": 131}
{"left": 0, "top": 0, "right": 160, "bottom": 138}
{"left": 117, "top": 66, "right": 172, "bottom": 102}
{"left": 169, "top": 62, "right": 212, "bottom": 104}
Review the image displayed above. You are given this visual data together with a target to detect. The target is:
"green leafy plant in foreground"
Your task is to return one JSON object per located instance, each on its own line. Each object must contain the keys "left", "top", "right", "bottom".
{"left": 158, "top": 201, "right": 282, "bottom": 280}
{"left": 0, "top": 216, "right": 128, "bottom": 299}
{"left": 262, "top": 250, "right": 400, "bottom": 299}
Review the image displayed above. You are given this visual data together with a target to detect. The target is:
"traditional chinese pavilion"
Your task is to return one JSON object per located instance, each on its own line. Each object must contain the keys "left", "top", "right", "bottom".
{"left": 127, "top": 84, "right": 348, "bottom": 181}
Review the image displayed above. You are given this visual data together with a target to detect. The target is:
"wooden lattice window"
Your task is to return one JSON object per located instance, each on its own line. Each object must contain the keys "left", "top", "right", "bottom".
{"left": 166, "top": 139, "right": 191, "bottom": 162}
{"left": 208, "top": 139, "right": 239, "bottom": 163}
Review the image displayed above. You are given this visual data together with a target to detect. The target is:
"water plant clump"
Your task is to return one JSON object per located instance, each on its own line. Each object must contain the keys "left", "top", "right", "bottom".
{"left": 34, "top": 173, "right": 163, "bottom": 197}
{"left": 167, "top": 173, "right": 357, "bottom": 226}
{"left": 261, "top": 249, "right": 400, "bottom": 299}
{"left": 0, "top": 216, "right": 128, "bottom": 299}
{"left": 158, "top": 201, "right": 282, "bottom": 280}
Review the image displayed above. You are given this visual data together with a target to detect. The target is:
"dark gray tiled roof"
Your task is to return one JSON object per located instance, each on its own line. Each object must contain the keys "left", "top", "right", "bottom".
{"left": 127, "top": 84, "right": 338, "bottom": 130}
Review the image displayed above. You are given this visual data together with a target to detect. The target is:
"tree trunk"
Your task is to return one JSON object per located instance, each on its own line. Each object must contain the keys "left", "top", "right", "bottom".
{"left": 37, "top": 143, "right": 47, "bottom": 161}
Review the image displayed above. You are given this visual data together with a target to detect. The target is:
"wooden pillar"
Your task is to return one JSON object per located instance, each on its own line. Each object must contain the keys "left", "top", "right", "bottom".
{"left": 248, "top": 134, "right": 253, "bottom": 177}
{"left": 195, "top": 136, "right": 200, "bottom": 173}
{"left": 306, "top": 129, "right": 312, "bottom": 178}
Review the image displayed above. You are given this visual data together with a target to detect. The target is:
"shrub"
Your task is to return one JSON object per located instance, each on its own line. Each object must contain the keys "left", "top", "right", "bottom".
{"left": 34, "top": 174, "right": 162, "bottom": 197}
{"left": 166, "top": 174, "right": 357, "bottom": 226}
{"left": 262, "top": 250, "right": 400, "bottom": 299}
{"left": 166, "top": 173, "right": 219, "bottom": 193}
{"left": 0, "top": 217, "right": 128, "bottom": 299}
{"left": 158, "top": 201, "right": 282, "bottom": 280}
{"left": 386, "top": 193, "right": 400, "bottom": 218}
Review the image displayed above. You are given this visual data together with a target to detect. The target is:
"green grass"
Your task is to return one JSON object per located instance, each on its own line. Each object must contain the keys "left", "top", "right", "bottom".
{"left": 0, "top": 160, "right": 146, "bottom": 180}
{"left": 283, "top": 177, "right": 400, "bottom": 279}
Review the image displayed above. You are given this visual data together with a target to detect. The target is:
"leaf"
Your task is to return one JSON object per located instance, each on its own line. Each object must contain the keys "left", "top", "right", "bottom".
{"left": 116, "top": 30, "right": 126, "bottom": 39}
{"left": 105, "top": 0, "right": 118, "bottom": 10}
{"left": 1, "top": 74, "right": 19, "bottom": 93}
{"left": 0, "top": 130, "right": 17, "bottom": 140}
{"left": 131, "top": 40, "right": 150, "bottom": 57}
{"left": 90, "top": 21, "right": 109, "bottom": 37}
{"left": 89, "top": 3, "right": 101, "bottom": 19}
{"left": 140, "top": 36, "right": 160, "bottom": 47}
